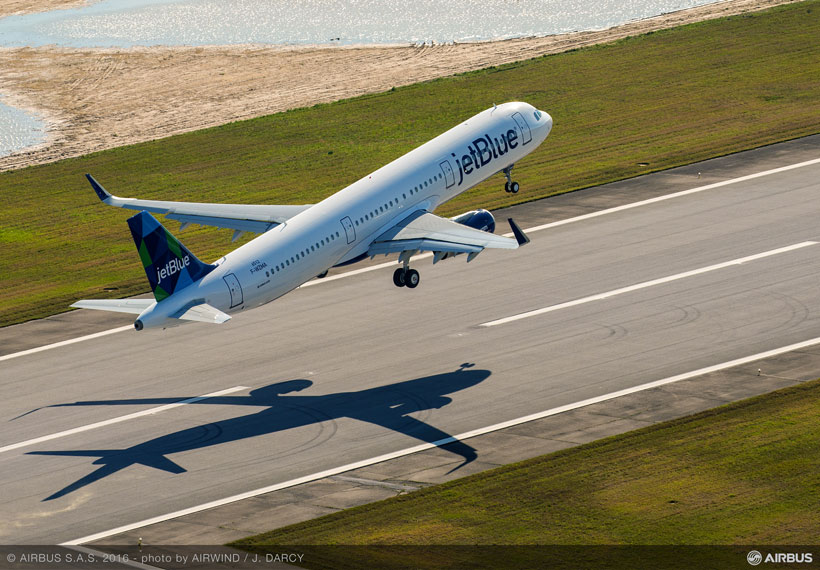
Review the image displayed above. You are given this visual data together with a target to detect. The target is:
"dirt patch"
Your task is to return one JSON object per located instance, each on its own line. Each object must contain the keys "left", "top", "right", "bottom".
{"left": 0, "top": 0, "right": 796, "bottom": 172}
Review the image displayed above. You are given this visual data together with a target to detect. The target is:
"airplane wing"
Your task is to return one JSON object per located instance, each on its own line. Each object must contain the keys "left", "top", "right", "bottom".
{"left": 367, "top": 210, "right": 529, "bottom": 262}
{"left": 86, "top": 174, "right": 312, "bottom": 240}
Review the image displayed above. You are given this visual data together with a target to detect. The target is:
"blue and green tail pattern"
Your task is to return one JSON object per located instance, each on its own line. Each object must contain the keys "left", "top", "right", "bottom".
{"left": 127, "top": 211, "right": 215, "bottom": 302}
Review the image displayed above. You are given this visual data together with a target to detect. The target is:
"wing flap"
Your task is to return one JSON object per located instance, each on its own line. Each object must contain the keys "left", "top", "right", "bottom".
{"left": 368, "top": 239, "right": 482, "bottom": 257}
{"left": 164, "top": 213, "right": 274, "bottom": 234}
{"left": 368, "top": 211, "right": 519, "bottom": 257}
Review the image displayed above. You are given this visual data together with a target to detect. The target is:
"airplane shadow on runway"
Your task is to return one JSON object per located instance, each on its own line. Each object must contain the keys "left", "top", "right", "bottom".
{"left": 26, "top": 363, "right": 490, "bottom": 501}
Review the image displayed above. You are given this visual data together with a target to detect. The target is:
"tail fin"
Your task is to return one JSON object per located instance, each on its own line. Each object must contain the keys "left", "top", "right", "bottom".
{"left": 127, "top": 211, "right": 215, "bottom": 302}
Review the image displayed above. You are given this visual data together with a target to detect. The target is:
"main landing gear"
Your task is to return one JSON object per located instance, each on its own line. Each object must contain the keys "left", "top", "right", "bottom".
{"left": 393, "top": 267, "right": 420, "bottom": 288}
{"left": 503, "top": 164, "right": 519, "bottom": 194}
{"left": 393, "top": 254, "right": 420, "bottom": 288}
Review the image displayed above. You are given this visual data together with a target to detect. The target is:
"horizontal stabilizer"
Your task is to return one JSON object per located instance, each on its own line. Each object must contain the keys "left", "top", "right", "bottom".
{"left": 71, "top": 298, "right": 154, "bottom": 315}
{"left": 173, "top": 302, "right": 231, "bottom": 324}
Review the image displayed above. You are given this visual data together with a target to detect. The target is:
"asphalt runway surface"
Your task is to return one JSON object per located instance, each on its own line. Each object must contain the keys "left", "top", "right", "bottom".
{"left": 1, "top": 136, "right": 820, "bottom": 545}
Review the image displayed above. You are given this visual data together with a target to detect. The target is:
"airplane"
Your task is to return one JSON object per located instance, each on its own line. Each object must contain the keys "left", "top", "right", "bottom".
{"left": 73, "top": 102, "right": 552, "bottom": 330}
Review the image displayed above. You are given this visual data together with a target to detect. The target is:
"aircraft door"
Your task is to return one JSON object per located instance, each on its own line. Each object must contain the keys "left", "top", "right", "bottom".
{"left": 512, "top": 112, "right": 532, "bottom": 145}
{"left": 439, "top": 159, "right": 456, "bottom": 188}
{"left": 223, "top": 273, "right": 244, "bottom": 308}
{"left": 340, "top": 216, "right": 355, "bottom": 244}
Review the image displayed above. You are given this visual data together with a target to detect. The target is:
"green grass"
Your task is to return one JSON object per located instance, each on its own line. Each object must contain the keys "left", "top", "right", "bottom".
{"left": 2, "top": 1, "right": 820, "bottom": 326}
{"left": 232, "top": 378, "right": 820, "bottom": 557}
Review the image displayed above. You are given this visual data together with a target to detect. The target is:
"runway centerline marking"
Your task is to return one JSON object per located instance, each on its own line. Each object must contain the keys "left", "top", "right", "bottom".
{"left": 0, "top": 385, "right": 248, "bottom": 455}
{"left": 479, "top": 241, "right": 818, "bottom": 328}
{"left": 63, "top": 334, "right": 820, "bottom": 546}
{"left": 5, "top": 156, "right": 820, "bottom": 363}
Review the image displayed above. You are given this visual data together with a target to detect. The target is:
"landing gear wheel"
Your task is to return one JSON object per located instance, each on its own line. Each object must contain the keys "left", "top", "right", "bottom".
{"left": 405, "top": 269, "right": 420, "bottom": 289}
{"left": 393, "top": 268, "right": 406, "bottom": 287}
{"left": 502, "top": 164, "right": 518, "bottom": 193}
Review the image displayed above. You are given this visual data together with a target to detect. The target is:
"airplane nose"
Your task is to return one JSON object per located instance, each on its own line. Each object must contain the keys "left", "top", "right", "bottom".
{"left": 534, "top": 109, "right": 552, "bottom": 138}
{"left": 541, "top": 110, "right": 553, "bottom": 135}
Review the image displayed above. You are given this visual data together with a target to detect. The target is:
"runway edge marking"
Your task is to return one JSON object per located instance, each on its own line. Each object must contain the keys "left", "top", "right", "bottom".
{"left": 479, "top": 241, "right": 818, "bottom": 327}
{"left": 7, "top": 156, "right": 820, "bottom": 364}
{"left": 0, "top": 325, "right": 133, "bottom": 363}
{"left": 508, "top": 156, "right": 820, "bottom": 235}
{"left": 0, "top": 386, "right": 249, "bottom": 454}
{"left": 64, "top": 335, "right": 820, "bottom": 546}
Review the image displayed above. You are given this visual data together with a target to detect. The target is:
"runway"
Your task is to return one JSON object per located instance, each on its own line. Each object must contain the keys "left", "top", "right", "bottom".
{"left": 2, "top": 135, "right": 820, "bottom": 545}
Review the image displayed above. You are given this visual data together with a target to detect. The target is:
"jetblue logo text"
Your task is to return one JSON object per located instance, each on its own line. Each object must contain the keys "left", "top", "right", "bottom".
{"left": 453, "top": 129, "right": 519, "bottom": 186}
{"left": 157, "top": 255, "right": 190, "bottom": 282}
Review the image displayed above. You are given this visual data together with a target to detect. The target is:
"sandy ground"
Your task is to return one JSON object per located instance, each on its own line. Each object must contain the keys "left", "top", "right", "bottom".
{"left": 0, "top": 0, "right": 796, "bottom": 172}
{"left": 0, "top": 0, "right": 95, "bottom": 19}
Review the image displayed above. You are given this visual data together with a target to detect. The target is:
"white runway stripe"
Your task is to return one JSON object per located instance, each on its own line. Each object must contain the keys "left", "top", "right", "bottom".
{"left": 0, "top": 385, "right": 248, "bottom": 454}
{"left": 0, "top": 325, "right": 133, "bottom": 363}
{"left": 479, "top": 241, "right": 818, "bottom": 327}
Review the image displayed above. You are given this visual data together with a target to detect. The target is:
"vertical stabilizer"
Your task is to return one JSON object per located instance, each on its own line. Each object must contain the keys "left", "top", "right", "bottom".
{"left": 127, "top": 211, "right": 215, "bottom": 302}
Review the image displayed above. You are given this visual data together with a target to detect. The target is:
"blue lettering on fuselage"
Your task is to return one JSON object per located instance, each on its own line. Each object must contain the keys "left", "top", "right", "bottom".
{"left": 451, "top": 126, "right": 519, "bottom": 186}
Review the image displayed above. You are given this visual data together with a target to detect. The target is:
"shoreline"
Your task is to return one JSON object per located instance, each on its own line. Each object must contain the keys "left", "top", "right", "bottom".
{"left": 0, "top": 0, "right": 797, "bottom": 173}
{"left": 0, "top": 0, "right": 96, "bottom": 19}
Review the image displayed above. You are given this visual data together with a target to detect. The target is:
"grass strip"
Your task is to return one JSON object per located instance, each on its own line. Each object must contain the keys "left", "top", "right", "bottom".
{"left": 2, "top": 1, "right": 820, "bottom": 326}
{"left": 231, "top": 377, "right": 820, "bottom": 560}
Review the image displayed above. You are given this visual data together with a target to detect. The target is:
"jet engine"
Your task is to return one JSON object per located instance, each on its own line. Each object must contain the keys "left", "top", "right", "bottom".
{"left": 451, "top": 209, "right": 496, "bottom": 233}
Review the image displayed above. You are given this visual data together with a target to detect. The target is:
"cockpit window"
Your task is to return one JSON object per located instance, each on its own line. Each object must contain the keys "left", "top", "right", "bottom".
{"left": 534, "top": 110, "right": 542, "bottom": 121}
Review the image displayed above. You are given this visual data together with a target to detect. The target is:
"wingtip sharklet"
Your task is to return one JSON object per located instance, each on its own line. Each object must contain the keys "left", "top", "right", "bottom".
{"left": 508, "top": 218, "right": 530, "bottom": 246}
{"left": 85, "top": 173, "right": 112, "bottom": 202}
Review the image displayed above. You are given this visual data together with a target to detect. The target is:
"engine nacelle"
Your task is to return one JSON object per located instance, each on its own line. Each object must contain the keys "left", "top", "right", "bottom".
{"left": 451, "top": 209, "right": 496, "bottom": 233}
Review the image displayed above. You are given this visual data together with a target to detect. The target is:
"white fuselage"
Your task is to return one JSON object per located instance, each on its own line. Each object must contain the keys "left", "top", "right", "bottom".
{"left": 138, "top": 102, "right": 552, "bottom": 328}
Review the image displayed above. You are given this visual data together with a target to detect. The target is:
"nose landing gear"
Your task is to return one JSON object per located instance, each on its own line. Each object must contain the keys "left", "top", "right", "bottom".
{"left": 503, "top": 164, "right": 519, "bottom": 194}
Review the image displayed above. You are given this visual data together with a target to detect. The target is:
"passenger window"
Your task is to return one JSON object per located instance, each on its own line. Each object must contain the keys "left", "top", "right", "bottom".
{"left": 403, "top": 193, "right": 406, "bottom": 199}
